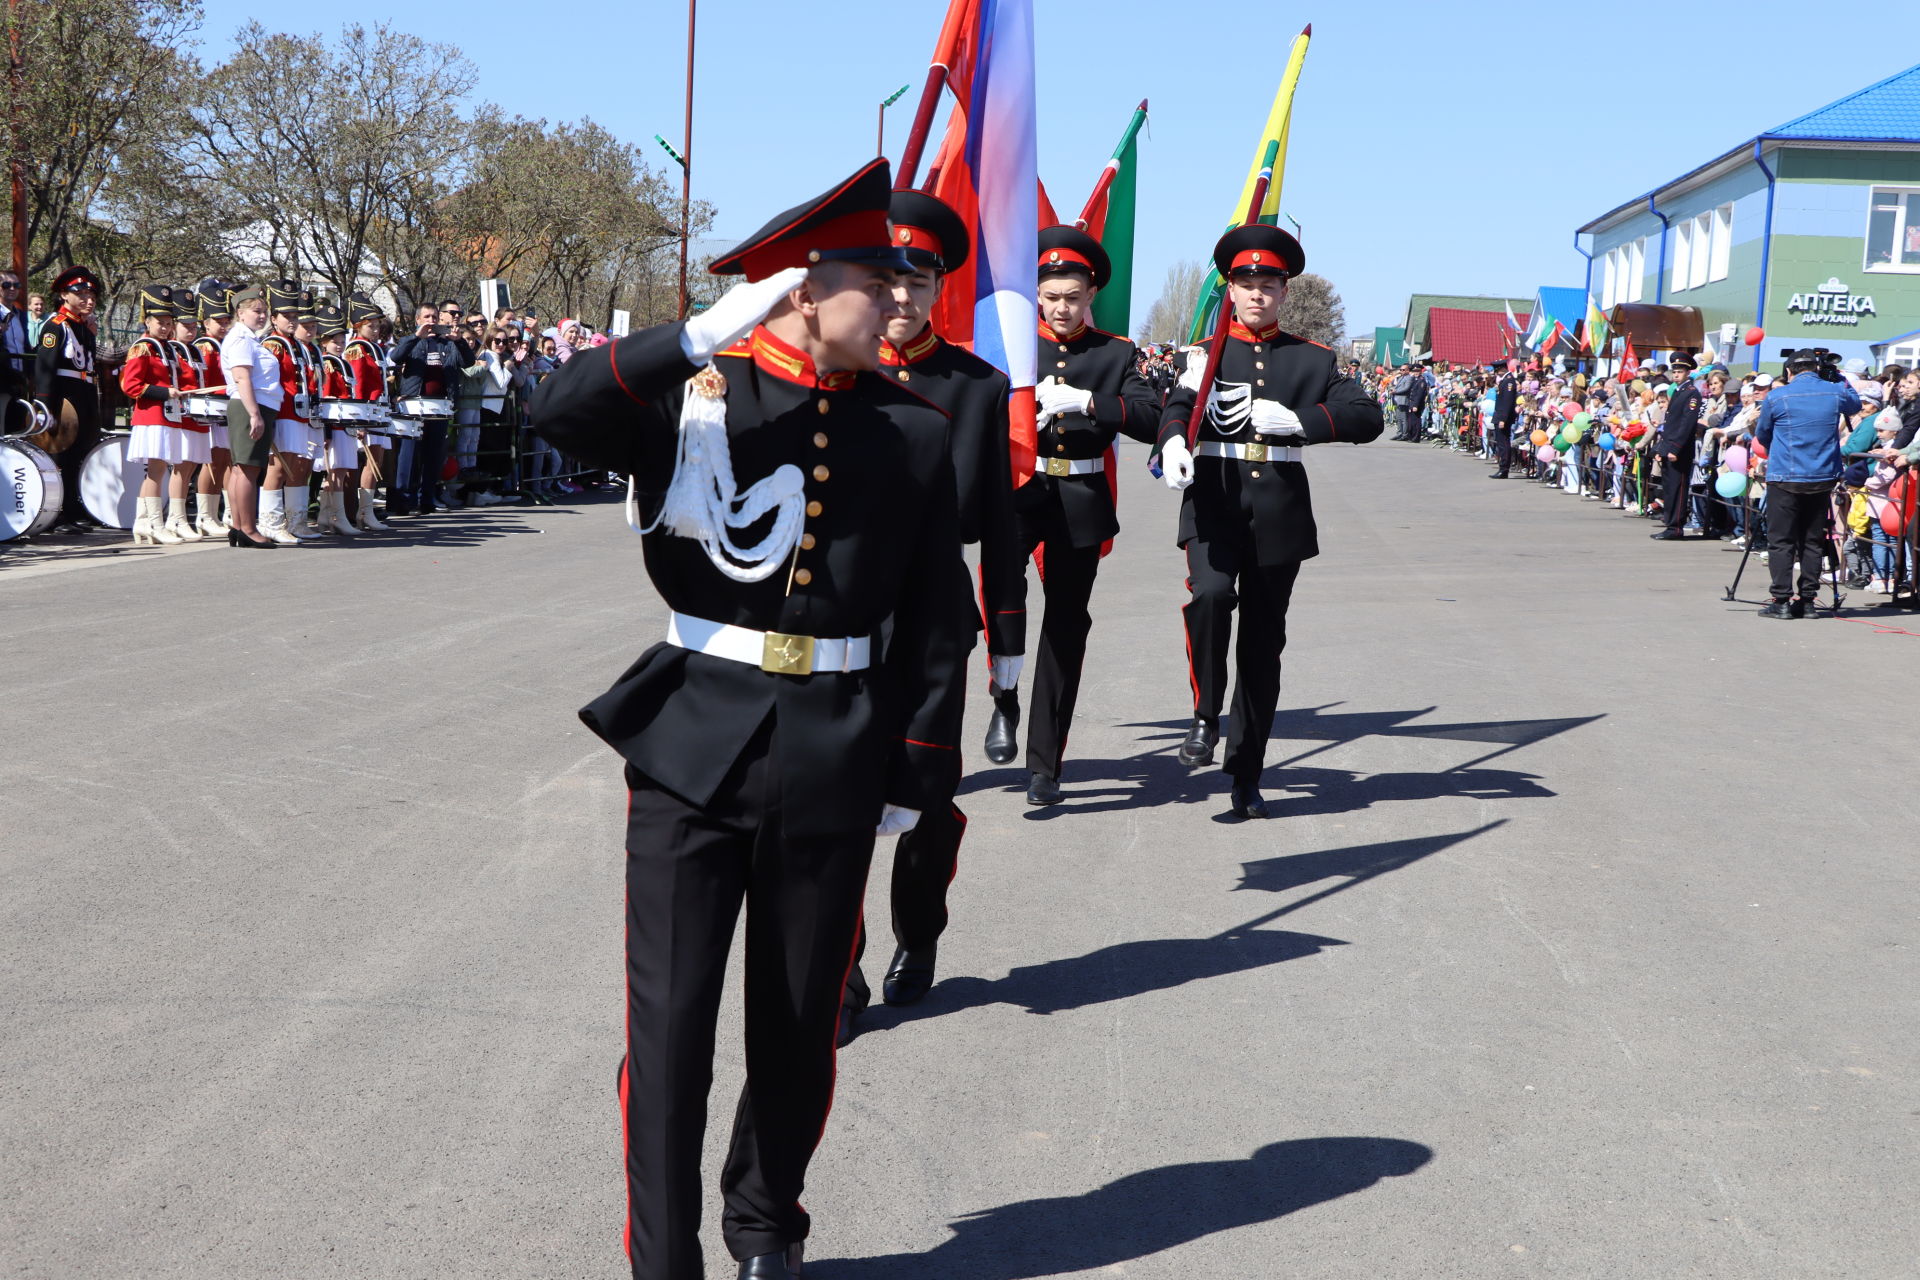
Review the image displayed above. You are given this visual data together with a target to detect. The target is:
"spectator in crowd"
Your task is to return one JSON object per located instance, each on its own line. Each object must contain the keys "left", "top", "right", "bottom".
{"left": 25, "top": 291, "right": 46, "bottom": 345}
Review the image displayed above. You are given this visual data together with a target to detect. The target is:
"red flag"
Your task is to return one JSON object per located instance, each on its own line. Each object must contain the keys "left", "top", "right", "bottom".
{"left": 1621, "top": 341, "right": 1636, "bottom": 378}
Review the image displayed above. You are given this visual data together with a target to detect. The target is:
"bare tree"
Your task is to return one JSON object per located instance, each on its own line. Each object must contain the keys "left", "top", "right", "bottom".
{"left": 1277, "top": 273, "right": 1346, "bottom": 349}
{"left": 1138, "top": 259, "right": 1206, "bottom": 345}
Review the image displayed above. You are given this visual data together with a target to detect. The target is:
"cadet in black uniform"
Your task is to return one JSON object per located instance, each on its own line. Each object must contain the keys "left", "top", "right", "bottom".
{"left": 530, "top": 160, "right": 969, "bottom": 1280}
{"left": 33, "top": 265, "right": 103, "bottom": 531}
{"left": 841, "top": 190, "right": 1024, "bottom": 1025}
{"left": 1651, "top": 349, "right": 1701, "bottom": 539}
{"left": 1487, "top": 363, "right": 1518, "bottom": 478}
{"left": 1157, "top": 225, "right": 1382, "bottom": 817}
{"left": 985, "top": 226, "right": 1161, "bottom": 806}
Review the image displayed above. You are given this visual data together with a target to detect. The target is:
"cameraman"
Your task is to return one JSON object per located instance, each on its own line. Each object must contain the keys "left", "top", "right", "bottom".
{"left": 1753, "top": 350, "right": 1860, "bottom": 618}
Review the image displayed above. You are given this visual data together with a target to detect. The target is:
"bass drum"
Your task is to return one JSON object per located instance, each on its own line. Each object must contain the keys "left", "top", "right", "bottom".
{"left": 1, "top": 438, "right": 63, "bottom": 541}
{"left": 80, "top": 433, "right": 145, "bottom": 530}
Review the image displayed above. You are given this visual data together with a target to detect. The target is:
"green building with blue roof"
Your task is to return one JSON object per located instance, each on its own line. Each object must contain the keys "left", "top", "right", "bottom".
{"left": 1577, "top": 63, "right": 1920, "bottom": 372}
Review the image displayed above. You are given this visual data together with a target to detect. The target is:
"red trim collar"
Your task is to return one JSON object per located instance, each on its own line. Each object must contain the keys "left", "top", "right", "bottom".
{"left": 1039, "top": 321, "right": 1088, "bottom": 344}
{"left": 1229, "top": 320, "right": 1281, "bottom": 342}
{"left": 735, "top": 325, "right": 858, "bottom": 390}
{"left": 880, "top": 326, "right": 942, "bottom": 367}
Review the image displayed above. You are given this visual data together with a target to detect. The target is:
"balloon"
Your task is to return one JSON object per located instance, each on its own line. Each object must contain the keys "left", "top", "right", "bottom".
{"left": 1714, "top": 471, "right": 1748, "bottom": 499}
{"left": 1537, "top": 445, "right": 1557, "bottom": 462}
{"left": 1751, "top": 440, "right": 1767, "bottom": 460}
{"left": 1744, "top": 326, "right": 1764, "bottom": 347}
{"left": 1560, "top": 428, "right": 1582, "bottom": 449}
{"left": 1722, "top": 445, "right": 1748, "bottom": 474}
{"left": 1559, "top": 402, "right": 1579, "bottom": 421}
{"left": 1572, "top": 412, "right": 1592, "bottom": 429}
{"left": 1597, "top": 433, "right": 1616, "bottom": 451}
{"left": 1530, "top": 429, "right": 1549, "bottom": 446}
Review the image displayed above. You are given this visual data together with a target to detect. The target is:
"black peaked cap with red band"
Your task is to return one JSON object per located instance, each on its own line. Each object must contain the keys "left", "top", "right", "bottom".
{"left": 53, "top": 265, "right": 102, "bottom": 295}
{"left": 889, "top": 190, "right": 970, "bottom": 275}
{"left": 711, "top": 158, "right": 914, "bottom": 282}
{"left": 1213, "top": 224, "right": 1306, "bottom": 280}
{"left": 1037, "top": 225, "right": 1110, "bottom": 290}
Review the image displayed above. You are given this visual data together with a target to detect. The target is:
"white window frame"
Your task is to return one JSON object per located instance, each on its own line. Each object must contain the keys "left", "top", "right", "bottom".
{"left": 1628, "top": 238, "right": 1646, "bottom": 302}
{"left": 1709, "top": 204, "right": 1733, "bottom": 282}
{"left": 1688, "top": 213, "right": 1711, "bottom": 290}
{"left": 1883, "top": 337, "right": 1920, "bottom": 368}
{"left": 1864, "top": 186, "right": 1920, "bottom": 275}
{"left": 1602, "top": 248, "right": 1619, "bottom": 310}
{"left": 1670, "top": 219, "right": 1692, "bottom": 293}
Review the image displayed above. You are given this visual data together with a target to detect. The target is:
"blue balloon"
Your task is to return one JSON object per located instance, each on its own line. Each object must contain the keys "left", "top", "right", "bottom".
{"left": 1714, "top": 471, "right": 1748, "bottom": 499}
{"left": 1597, "top": 433, "right": 1616, "bottom": 451}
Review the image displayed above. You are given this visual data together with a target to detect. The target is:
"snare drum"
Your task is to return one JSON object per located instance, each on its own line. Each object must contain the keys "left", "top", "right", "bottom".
{"left": 0, "top": 438, "right": 63, "bottom": 541}
{"left": 315, "top": 400, "right": 392, "bottom": 425}
{"left": 384, "top": 417, "right": 424, "bottom": 439}
{"left": 79, "top": 434, "right": 145, "bottom": 529}
{"left": 184, "top": 394, "right": 231, "bottom": 426}
{"left": 396, "top": 397, "right": 453, "bottom": 421}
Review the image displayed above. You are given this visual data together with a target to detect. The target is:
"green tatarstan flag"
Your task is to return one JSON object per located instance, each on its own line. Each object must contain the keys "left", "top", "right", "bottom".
{"left": 1086, "top": 101, "right": 1147, "bottom": 336}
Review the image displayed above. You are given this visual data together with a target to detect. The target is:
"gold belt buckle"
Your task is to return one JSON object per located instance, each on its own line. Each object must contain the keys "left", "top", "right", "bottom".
{"left": 1245, "top": 441, "right": 1269, "bottom": 463}
{"left": 761, "top": 631, "right": 815, "bottom": 675}
{"left": 1045, "top": 456, "right": 1073, "bottom": 477}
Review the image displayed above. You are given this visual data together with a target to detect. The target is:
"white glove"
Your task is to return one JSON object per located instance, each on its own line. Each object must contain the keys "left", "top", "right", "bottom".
{"left": 990, "top": 654, "right": 1024, "bottom": 689}
{"left": 1160, "top": 435, "right": 1195, "bottom": 489}
{"left": 1036, "top": 377, "right": 1093, "bottom": 422}
{"left": 678, "top": 266, "right": 810, "bottom": 364}
{"left": 1250, "top": 399, "right": 1305, "bottom": 438}
{"left": 875, "top": 804, "right": 921, "bottom": 836}
{"left": 1177, "top": 351, "right": 1207, "bottom": 392}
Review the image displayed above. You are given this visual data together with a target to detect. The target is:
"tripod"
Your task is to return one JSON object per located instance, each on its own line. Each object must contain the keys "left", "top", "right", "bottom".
{"left": 1723, "top": 483, "right": 1846, "bottom": 613}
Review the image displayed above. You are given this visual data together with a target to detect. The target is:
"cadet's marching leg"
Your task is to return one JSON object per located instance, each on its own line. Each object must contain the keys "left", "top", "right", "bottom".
{"left": 1221, "top": 559, "right": 1301, "bottom": 813}
{"left": 1023, "top": 538, "right": 1101, "bottom": 800}
{"left": 1179, "top": 535, "right": 1240, "bottom": 766}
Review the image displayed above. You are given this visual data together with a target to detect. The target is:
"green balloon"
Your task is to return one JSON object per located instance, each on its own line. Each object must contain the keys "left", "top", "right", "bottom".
{"left": 1571, "top": 412, "right": 1592, "bottom": 429}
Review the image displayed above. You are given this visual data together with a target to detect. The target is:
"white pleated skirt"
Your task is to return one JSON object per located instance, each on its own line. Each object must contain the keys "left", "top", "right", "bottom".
{"left": 324, "top": 430, "right": 361, "bottom": 471}
{"left": 274, "top": 417, "right": 309, "bottom": 455}
{"left": 127, "top": 422, "right": 212, "bottom": 464}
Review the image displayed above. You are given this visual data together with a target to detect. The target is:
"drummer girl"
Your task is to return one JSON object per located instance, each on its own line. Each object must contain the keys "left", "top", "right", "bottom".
{"left": 258, "top": 280, "right": 314, "bottom": 543}
{"left": 344, "top": 295, "right": 391, "bottom": 532}
{"left": 120, "top": 284, "right": 203, "bottom": 545}
{"left": 313, "top": 303, "right": 361, "bottom": 537}
{"left": 191, "top": 282, "right": 235, "bottom": 537}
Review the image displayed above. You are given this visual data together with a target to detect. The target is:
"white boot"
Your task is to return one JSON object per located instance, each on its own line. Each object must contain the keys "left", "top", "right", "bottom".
{"left": 322, "top": 489, "right": 359, "bottom": 537}
{"left": 355, "top": 487, "right": 391, "bottom": 532}
{"left": 285, "top": 484, "right": 321, "bottom": 540}
{"left": 146, "top": 495, "right": 184, "bottom": 544}
{"left": 258, "top": 489, "right": 300, "bottom": 544}
{"left": 131, "top": 495, "right": 163, "bottom": 545}
{"left": 166, "top": 497, "right": 203, "bottom": 541}
{"left": 195, "top": 492, "right": 228, "bottom": 537}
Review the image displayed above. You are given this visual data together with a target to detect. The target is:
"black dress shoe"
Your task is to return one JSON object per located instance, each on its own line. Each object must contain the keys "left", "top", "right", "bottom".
{"left": 1176, "top": 717, "right": 1217, "bottom": 767}
{"left": 1758, "top": 599, "right": 1795, "bottom": 620}
{"left": 984, "top": 688, "right": 1020, "bottom": 764}
{"left": 1649, "top": 530, "right": 1683, "bottom": 541}
{"left": 882, "top": 944, "right": 937, "bottom": 1006}
{"left": 1487, "top": 472, "right": 1508, "bottom": 479}
{"left": 738, "top": 1244, "right": 802, "bottom": 1278}
{"left": 1229, "top": 782, "right": 1268, "bottom": 819}
{"left": 1790, "top": 597, "right": 1809, "bottom": 618}
{"left": 1026, "top": 773, "right": 1062, "bottom": 806}
{"left": 835, "top": 1002, "right": 856, "bottom": 1048}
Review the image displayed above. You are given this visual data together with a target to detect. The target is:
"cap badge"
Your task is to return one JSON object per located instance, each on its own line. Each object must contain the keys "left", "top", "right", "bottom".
{"left": 1252, "top": 252, "right": 1263, "bottom": 263}
{"left": 1049, "top": 252, "right": 1061, "bottom": 263}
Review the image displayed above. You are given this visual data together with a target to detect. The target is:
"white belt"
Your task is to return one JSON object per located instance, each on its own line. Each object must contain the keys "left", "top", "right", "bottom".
{"left": 1196, "top": 440, "right": 1302, "bottom": 463}
{"left": 57, "top": 368, "right": 94, "bottom": 382}
{"left": 667, "top": 611, "right": 872, "bottom": 676}
{"left": 1034, "top": 456, "right": 1104, "bottom": 477}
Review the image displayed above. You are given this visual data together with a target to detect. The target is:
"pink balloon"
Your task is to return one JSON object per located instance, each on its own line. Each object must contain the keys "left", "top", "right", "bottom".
{"left": 1723, "top": 446, "right": 1749, "bottom": 474}
{"left": 1536, "top": 444, "right": 1557, "bottom": 462}
{"left": 1559, "top": 402, "right": 1579, "bottom": 421}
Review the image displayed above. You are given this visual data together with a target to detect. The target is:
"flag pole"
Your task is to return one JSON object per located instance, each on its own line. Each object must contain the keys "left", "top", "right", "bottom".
{"left": 1073, "top": 99, "right": 1148, "bottom": 229}
{"left": 895, "top": 0, "right": 973, "bottom": 188}
{"left": 1184, "top": 138, "right": 1279, "bottom": 447}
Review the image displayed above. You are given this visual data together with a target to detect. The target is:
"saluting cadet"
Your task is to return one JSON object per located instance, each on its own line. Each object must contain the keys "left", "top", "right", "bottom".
{"left": 258, "top": 281, "right": 314, "bottom": 543}
{"left": 343, "top": 294, "right": 392, "bottom": 531}
{"left": 530, "top": 159, "right": 969, "bottom": 1280}
{"left": 192, "top": 282, "right": 235, "bottom": 537}
{"left": 841, "top": 190, "right": 1025, "bottom": 1029}
{"left": 33, "top": 265, "right": 103, "bottom": 532}
{"left": 312, "top": 302, "right": 362, "bottom": 537}
{"left": 1157, "top": 225, "right": 1383, "bottom": 817}
{"left": 983, "top": 225, "right": 1161, "bottom": 806}
{"left": 121, "top": 284, "right": 200, "bottom": 544}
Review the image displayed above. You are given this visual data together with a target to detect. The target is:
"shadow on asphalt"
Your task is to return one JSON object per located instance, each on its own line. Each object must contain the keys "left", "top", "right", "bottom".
{"left": 815, "top": 1137, "right": 1433, "bottom": 1280}
{"left": 859, "top": 928, "right": 1346, "bottom": 1024}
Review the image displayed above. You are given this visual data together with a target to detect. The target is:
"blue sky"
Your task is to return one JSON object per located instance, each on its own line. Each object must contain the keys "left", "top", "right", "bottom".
{"left": 192, "top": 0, "right": 1917, "bottom": 338}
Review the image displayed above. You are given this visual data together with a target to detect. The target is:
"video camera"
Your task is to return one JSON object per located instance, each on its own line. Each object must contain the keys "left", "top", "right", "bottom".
{"left": 1779, "top": 347, "right": 1845, "bottom": 382}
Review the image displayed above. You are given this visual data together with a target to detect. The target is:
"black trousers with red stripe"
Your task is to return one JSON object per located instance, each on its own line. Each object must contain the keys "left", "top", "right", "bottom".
{"left": 843, "top": 800, "right": 969, "bottom": 1010}
{"left": 1183, "top": 531, "right": 1302, "bottom": 784}
{"left": 1015, "top": 511, "right": 1105, "bottom": 780}
{"left": 619, "top": 719, "right": 873, "bottom": 1279}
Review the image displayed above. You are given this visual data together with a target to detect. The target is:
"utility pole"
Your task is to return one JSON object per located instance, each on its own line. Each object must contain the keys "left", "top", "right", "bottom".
{"left": 8, "top": 0, "right": 25, "bottom": 278}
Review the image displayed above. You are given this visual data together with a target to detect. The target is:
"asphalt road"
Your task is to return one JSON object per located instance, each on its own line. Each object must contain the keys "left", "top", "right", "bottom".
{"left": 4, "top": 441, "right": 1917, "bottom": 1279}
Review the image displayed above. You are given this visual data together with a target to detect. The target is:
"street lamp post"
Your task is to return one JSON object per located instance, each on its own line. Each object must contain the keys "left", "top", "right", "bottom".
{"left": 876, "top": 83, "right": 910, "bottom": 159}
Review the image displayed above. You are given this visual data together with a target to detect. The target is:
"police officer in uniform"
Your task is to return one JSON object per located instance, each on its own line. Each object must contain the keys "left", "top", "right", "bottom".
{"left": 842, "top": 190, "right": 1025, "bottom": 1026}
{"left": 1651, "top": 349, "right": 1701, "bottom": 539}
{"left": 1487, "top": 361, "right": 1518, "bottom": 478}
{"left": 530, "top": 159, "right": 969, "bottom": 1280}
{"left": 1157, "top": 225, "right": 1382, "bottom": 817}
{"left": 984, "top": 225, "right": 1161, "bottom": 805}
{"left": 33, "top": 265, "right": 104, "bottom": 531}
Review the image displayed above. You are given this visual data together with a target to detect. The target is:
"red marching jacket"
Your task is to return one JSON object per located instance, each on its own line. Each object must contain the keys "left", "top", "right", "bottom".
{"left": 343, "top": 338, "right": 386, "bottom": 402}
{"left": 118, "top": 336, "right": 178, "bottom": 428}
{"left": 263, "top": 333, "right": 307, "bottom": 424}
{"left": 166, "top": 340, "right": 206, "bottom": 433}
